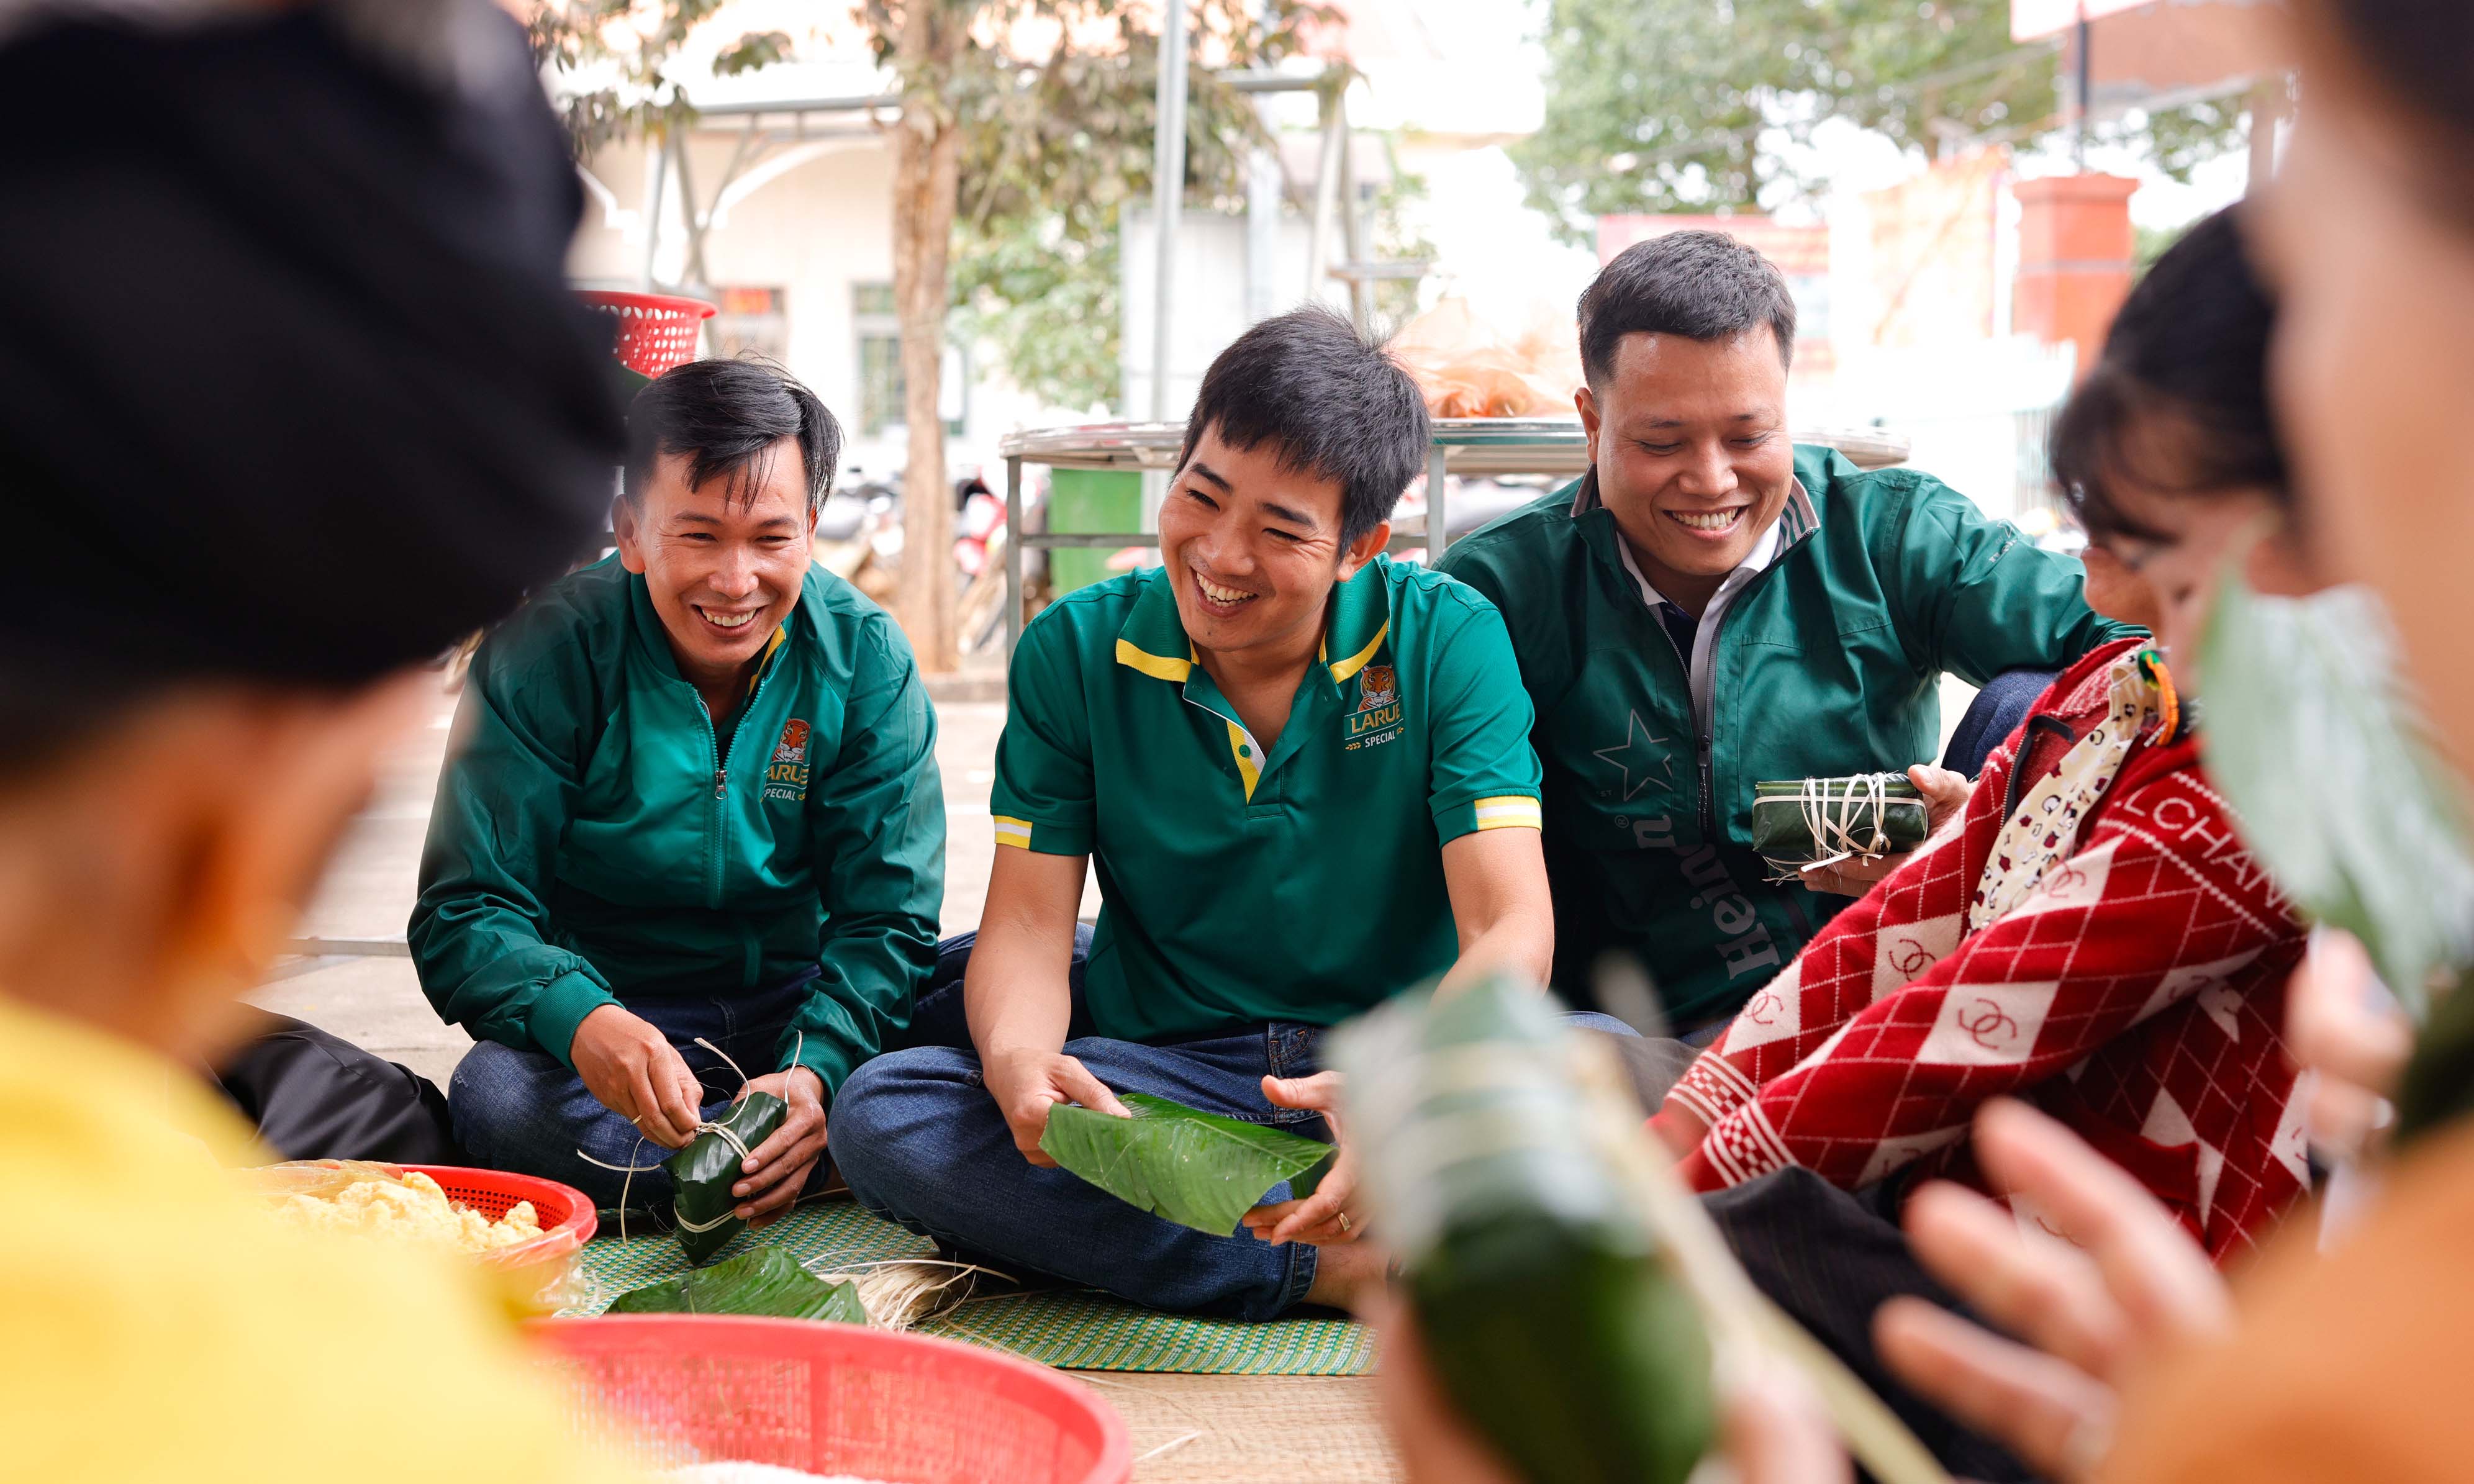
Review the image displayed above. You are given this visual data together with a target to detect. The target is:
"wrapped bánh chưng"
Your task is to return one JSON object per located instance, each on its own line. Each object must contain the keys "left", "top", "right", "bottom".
{"left": 664, "top": 1092, "right": 787, "bottom": 1264}
{"left": 1751, "top": 774, "right": 1928, "bottom": 880}
{"left": 1333, "top": 978, "right": 1714, "bottom": 1484}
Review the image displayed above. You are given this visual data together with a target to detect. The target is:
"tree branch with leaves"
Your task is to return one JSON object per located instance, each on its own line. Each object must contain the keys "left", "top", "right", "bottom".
{"left": 1511, "top": 0, "right": 2243, "bottom": 243}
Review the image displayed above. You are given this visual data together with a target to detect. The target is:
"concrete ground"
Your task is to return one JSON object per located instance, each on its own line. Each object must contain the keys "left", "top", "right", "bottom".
{"left": 250, "top": 677, "right": 1398, "bottom": 1484}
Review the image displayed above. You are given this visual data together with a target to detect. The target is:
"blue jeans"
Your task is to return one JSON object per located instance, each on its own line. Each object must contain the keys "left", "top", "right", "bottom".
{"left": 900, "top": 925, "right": 1097, "bottom": 1050}
{"left": 832, "top": 941, "right": 1639, "bottom": 1319}
{"left": 448, "top": 969, "right": 837, "bottom": 1211}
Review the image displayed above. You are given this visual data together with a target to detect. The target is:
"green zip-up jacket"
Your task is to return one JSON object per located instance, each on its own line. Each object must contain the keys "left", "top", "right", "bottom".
{"left": 409, "top": 556, "right": 945, "bottom": 1097}
{"left": 1439, "top": 445, "right": 2131, "bottom": 1026}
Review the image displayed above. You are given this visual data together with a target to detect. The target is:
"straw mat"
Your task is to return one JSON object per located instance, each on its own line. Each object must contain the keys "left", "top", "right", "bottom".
{"left": 564, "top": 1197, "right": 1375, "bottom": 1377}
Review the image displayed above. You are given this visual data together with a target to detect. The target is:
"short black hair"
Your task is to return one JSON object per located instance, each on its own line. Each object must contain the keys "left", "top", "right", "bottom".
{"left": 1577, "top": 230, "right": 1798, "bottom": 386}
{"left": 2050, "top": 207, "right": 2290, "bottom": 544}
{"left": 624, "top": 357, "right": 843, "bottom": 518}
{"left": 1177, "top": 304, "right": 1430, "bottom": 550}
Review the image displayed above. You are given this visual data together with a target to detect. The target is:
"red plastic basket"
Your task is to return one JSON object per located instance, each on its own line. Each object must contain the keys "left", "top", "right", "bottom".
{"left": 401, "top": 1163, "right": 597, "bottom": 1273}
{"left": 578, "top": 289, "right": 717, "bottom": 378}
{"left": 533, "top": 1314, "right": 1132, "bottom": 1484}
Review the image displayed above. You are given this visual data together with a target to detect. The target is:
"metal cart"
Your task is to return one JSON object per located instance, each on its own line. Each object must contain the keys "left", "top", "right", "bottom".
{"left": 997, "top": 418, "right": 1911, "bottom": 659}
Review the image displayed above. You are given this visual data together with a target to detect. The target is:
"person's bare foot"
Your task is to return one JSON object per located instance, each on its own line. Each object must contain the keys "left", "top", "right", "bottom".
{"left": 1302, "top": 1239, "right": 1390, "bottom": 1309}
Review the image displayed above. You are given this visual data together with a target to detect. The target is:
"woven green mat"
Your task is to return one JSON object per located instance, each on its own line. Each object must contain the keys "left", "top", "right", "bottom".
{"left": 560, "top": 1198, "right": 1373, "bottom": 1377}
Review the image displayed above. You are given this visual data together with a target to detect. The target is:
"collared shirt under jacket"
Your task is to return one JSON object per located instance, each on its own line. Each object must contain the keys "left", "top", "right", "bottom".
{"left": 1440, "top": 443, "right": 2132, "bottom": 1026}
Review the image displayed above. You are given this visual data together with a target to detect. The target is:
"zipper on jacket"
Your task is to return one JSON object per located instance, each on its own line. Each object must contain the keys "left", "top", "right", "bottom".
{"left": 1645, "top": 608, "right": 1723, "bottom": 843}
{"left": 692, "top": 706, "right": 723, "bottom": 910}
{"left": 704, "top": 649, "right": 791, "bottom": 910}
{"left": 1697, "top": 741, "right": 1716, "bottom": 841}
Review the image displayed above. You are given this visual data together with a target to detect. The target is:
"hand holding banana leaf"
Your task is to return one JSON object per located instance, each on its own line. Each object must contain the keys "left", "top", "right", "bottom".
{"left": 985, "top": 1047, "right": 1131, "bottom": 1167}
{"left": 1040, "top": 1090, "right": 1336, "bottom": 1237}
{"left": 1240, "top": 1070, "right": 1366, "bottom": 1246}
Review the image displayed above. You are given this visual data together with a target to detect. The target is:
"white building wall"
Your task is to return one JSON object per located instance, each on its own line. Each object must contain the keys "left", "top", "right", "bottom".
{"left": 568, "top": 130, "right": 1045, "bottom": 489}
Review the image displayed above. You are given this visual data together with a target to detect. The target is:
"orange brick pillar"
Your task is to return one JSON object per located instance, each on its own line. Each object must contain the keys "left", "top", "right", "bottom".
{"left": 2013, "top": 173, "right": 2138, "bottom": 381}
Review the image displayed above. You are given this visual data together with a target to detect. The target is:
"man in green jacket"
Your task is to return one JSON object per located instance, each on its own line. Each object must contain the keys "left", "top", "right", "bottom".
{"left": 1440, "top": 231, "right": 2131, "bottom": 1033}
{"left": 413, "top": 360, "right": 945, "bottom": 1222}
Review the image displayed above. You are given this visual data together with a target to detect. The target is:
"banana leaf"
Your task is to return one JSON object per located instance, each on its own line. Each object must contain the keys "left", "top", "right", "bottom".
{"left": 1750, "top": 776, "right": 1929, "bottom": 867}
{"left": 2199, "top": 576, "right": 2474, "bottom": 1023}
{"left": 1334, "top": 980, "right": 1715, "bottom": 1484}
{"left": 1039, "top": 1092, "right": 1335, "bottom": 1237}
{"left": 665, "top": 1091, "right": 787, "bottom": 1264}
{"left": 606, "top": 1242, "right": 867, "bottom": 1325}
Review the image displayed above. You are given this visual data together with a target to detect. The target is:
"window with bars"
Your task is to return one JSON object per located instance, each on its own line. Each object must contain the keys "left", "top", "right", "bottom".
{"left": 853, "top": 282, "right": 966, "bottom": 438}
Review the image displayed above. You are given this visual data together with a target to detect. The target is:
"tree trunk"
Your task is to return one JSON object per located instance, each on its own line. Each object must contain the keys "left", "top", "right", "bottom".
{"left": 890, "top": 4, "right": 964, "bottom": 672}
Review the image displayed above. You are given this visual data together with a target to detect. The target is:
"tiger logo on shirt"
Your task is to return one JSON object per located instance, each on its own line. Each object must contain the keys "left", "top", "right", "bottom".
{"left": 764, "top": 718, "right": 811, "bottom": 801}
{"left": 1346, "top": 665, "right": 1405, "bottom": 750}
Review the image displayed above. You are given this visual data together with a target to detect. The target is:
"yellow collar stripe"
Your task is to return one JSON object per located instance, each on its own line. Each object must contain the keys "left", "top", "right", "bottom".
{"left": 747, "top": 624, "right": 790, "bottom": 695}
{"left": 1327, "top": 620, "right": 1390, "bottom": 683}
{"left": 1471, "top": 795, "right": 1543, "bottom": 831}
{"left": 1226, "top": 722, "right": 1262, "bottom": 801}
{"left": 1115, "top": 638, "right": 1194, "bottom": 683}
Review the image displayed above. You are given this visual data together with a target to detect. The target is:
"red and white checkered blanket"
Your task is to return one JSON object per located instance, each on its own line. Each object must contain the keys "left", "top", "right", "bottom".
{"left": 1651, "top": 640, "right": 2311, "bottom": 1262}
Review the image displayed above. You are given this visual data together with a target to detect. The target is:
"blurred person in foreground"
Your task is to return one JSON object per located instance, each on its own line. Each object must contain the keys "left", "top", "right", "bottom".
{"left": 414, "top": 356, "right": 944, "bottom": 1226}
{"left": 0, "top": 0, "right": 627, "bottom": 1477}
{"left": 2022, "top": 1, "right": 2474, "bottom": 1478}
{"left": 1374, "top": 204, "right": 2319, "bottom": 1482}
{"left": 1438, "top": 231, "right": 2133, "bottom": 1033}
{"left": 1824, "top": 20, "right": 2474, "bottom": 1475}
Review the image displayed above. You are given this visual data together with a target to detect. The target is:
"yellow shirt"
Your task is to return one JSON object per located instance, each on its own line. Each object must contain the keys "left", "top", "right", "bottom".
{"left": 0, "top": 995, "right": 599, "bottom": 1482}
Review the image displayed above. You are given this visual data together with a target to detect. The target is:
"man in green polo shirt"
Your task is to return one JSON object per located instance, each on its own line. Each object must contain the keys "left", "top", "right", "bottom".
{"left": 1439, "top": 230, "right": 2131, "bottom": 1034}
{"left": 414, "top": 359, "right": 944, "bottom": 1224}
{"left": 831, "top": 307, "right": 1561, "bottom": 1319}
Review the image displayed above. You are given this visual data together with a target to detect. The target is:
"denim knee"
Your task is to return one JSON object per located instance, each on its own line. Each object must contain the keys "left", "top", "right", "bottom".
{"left": 445, "top": 1040, "right": 554, "bottom": 1159}
{"left": 1562, "top": 1010, "right": 1643, "bottom": 1038}
{"left": 829, "top": 1047, "right": 975, "bottom": 1208}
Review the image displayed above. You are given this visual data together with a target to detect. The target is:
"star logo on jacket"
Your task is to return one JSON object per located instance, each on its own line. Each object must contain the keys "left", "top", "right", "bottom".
{"left": 764, "top": 717, "right": 812, "bottom": 801}
{"left": 1592, "top": 710, "right": 1675, "bottom": 802}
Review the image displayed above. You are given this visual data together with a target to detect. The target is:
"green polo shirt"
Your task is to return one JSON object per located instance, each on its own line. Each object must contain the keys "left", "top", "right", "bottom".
{"left": 989, "top": 555, "right": 1542, "bottom": 1043}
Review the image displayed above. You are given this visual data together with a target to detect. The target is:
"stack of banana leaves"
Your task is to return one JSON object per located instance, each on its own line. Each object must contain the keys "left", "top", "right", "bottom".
{"left": 607, "top": 1244, "right": 867, "bottom": 1325}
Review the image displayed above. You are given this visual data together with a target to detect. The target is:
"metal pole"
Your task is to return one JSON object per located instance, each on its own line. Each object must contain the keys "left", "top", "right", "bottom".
{"left": 1336, "top": 90, "right": 1370, "bottom": 331}
{"left": 1243, "top": 0, "right": 1280, "bottom": 325}
{"left": 1004, "top": 456, "right": 1025, "bottom": 661}
{"left": 1149, "top": 0, "right": 1191, "bottom": 422}
{"left": 1426, "top": 443, "right": 1450, "bottom": 563}
{"left": 1307, "top": 86, "right": 1343, "bottom": 309}
{"left": 640, "top": 134, "right": 671, "bottom": 290}
{"left": 1244, "top": 135, "right": 1282, "bottom": 325}
{"left": 2072, "top": 6, "right": 2091, "bottom": 170}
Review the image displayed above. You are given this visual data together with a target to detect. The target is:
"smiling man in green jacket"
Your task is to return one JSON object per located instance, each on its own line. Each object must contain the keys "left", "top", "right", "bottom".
{"left": 412, "top": 360, "right": 943, "bottom": 1222}
{"left": 1439, "top": 232, "right": 2131, "bottom": 1033}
